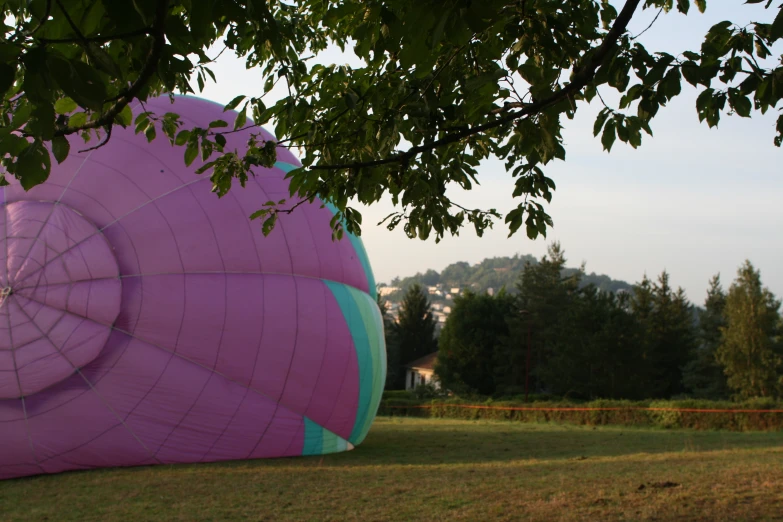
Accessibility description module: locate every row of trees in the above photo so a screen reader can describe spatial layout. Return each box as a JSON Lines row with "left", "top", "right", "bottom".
{"left": 383, "top": 243, "right": 783, "bottom": 400}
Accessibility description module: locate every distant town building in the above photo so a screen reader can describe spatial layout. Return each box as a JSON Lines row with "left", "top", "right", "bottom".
{"left": 379, "top": 286, "right": 400, "bottom": 297}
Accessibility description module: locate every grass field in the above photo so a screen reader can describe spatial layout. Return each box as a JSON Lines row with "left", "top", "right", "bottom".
{"left": 2, "top": 417, "right": 783, "bottom": 521}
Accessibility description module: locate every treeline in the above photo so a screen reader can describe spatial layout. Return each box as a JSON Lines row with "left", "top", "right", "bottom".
{"left": 386, "top": 254, "right": 633, "bottom": 296}
{"left": 383, "top": 243, "right": 783, "bottom": 401}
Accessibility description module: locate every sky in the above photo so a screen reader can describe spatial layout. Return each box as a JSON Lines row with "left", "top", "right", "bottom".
{"left": 196, "top": 2, "right": 782, "bottom": 304}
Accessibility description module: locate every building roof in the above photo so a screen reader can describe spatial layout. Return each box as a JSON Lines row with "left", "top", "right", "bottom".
{"left": 405, "top": 351, "right": 438, "bottom": 370}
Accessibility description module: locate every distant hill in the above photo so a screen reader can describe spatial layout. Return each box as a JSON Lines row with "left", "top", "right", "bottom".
{"left": 383, "top": 254, "right": 633, "bottom": 302}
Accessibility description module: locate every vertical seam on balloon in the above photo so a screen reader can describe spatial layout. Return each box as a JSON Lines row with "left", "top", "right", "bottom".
{"left": 279, "top": 412, "right": 306, "bottom": 457}
{"left": 3, "top": 203, "right": 46, "bottom": 475}
{"left": 7, "top": 149, "right": 94, "bottom": 285}
{"left": 126, "top": 203, "right": 188, "bottom": 460}
{"left": 154, "top": 183, "right": 231, "bottom": 455}
{"left": 280, "top": 185, "right": 331, "bottom": 444}
{"left": 318, "top": 283, "right": 358, "bottom": 441}
{"left": 10, "top": 296, "right": 163, "bottom": 467}
{"left": 297, "top": 281, "right": 335, "bottom": 443}
{"left": 195, "top": 179, "right": 269, "bottom": 462}
{"left": 241, "top": 274, "right": 279, "bottom": 460}
{"left": 196, "top": 276, "right": 265, "bottom": 462}
{"left": 196, "top": 184, "right": 268, "bottom": 461}
{"left": 249, "top": 273, "right": 300, "bottom": 456}
{"left": 243, "top": 178, "right": 301, "bottom": 459}
{"left": 11, "top": 177, "right": 210, "bottom": 289}
{"left": 274, "top": 161, "right": 349, "bottom": 290}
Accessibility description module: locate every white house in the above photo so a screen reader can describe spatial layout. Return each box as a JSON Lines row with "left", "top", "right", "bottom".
{"left": 405, "top": 352, "right": 440, "bottom": 391}
{"left": 379, "top": 286, "right": 400, "bottom": 297}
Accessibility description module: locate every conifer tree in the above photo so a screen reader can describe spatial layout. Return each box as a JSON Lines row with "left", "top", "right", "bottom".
{"left": 682, "top": 274, "right": 730, "bottom": 398}
{"left": 717, "top": 262, "right": 783, "bottom": 399}
{"left": 394, "top": 284, "right": 438, "bottom": 381}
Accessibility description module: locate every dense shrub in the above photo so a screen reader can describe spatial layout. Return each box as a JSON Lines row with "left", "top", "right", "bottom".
{"left": 376, "top": 397, "right": 783, "bottom": 431}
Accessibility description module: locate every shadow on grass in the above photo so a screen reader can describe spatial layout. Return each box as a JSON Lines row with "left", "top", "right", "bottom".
{"left": 316, "top": 417, "right": 783, "bottom": 467}
{"left": 2, "top": 418, "right": 782, "bottom": 485}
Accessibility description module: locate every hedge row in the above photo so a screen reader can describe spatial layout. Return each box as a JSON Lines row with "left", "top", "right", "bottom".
{"left": 377, "top": 397, "right": 783, "bottom": 431}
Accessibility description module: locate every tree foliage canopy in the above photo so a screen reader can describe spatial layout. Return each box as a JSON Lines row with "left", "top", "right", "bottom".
{"left": 2, "top": 0, "right": 782, "bottom": 239}
{"left": 717, "top": 261, "right": 783, "bottom": 399}
{"left": 393, "top": 283, "right": 438, "bottom": 370}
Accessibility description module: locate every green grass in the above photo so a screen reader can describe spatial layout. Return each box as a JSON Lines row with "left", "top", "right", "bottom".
{"left": 2, "top": 418, "right": 783, "bottom": 521}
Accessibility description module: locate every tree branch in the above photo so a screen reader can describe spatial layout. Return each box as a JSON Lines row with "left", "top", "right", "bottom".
{"left": 53, "top": 0, "right": 169, "bottom": 138}
{"left": 37, "top": 27, "right": 152, "bottom": 44}
{"left": 309, "top": 0, "right": 642, "bottom": 172}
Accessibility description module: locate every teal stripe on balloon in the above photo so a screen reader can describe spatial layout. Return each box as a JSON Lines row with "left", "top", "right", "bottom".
{"left": 302, "top": 418, "right": 351, "bottom": 455}
{"left": 324, "top": 281, "right": 385, "bottom": 445}
{"left": 274, "top": 161, "right": 376, "bottom": 300}
{"left": 302, "top": 418, "right": 324, "bottom": 456}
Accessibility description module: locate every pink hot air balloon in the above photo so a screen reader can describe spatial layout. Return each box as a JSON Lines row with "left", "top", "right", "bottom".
{"left": 0, "top": 96, "right": 386, "bottom": 480}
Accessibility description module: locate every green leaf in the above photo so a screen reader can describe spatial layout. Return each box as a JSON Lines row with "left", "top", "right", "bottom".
{"left": 68, "top": 112, "right": 87, "bottom": 128}
{"left": 184, "top": 140, "right": 199, "bottom": 166}
{"left": 54, "top": 97, "right": 78, "bottom": 115}
{"left": 175, "top": 130, "right": 191, "bottom": 146}
{"left": 115, "top": 105, "right": 133, "bottom": 127}
{"left": 224, "top": 95, "right": 246, "bottom": 112}
{"left": 29, "top": 102, "right": 56, "bottom": 140}
{"left": 770, "top": 6, "right": 783, "bottom": 41}
{"left": 0, "top": 43, "right": 22, "bottom": 62}
{"left": 144, "top": 124, "right": 156, "bottom": 142}
{"left": 601, "top": 119, "right": 617, "bottom": 152}
{"left": 593, "top": 109, "right": 610, "bottom": 137}
{"left": 17, "top": 142, "right": 51, "bottom": 190}
{"left": 694, "top": 0, "right": 706, "bottom": 13}
{"left": 51, "top": 136, "right": 70, "bottom": 164}
{"left": 729, "top": 90, "right": 752, "bottom": 117}
{"left": 0, "top": 63, "right": 16, "bottom": 96}
{"left": 261, "top": 214, "right": 278, "bottom": 236}
{"left": 234, "top": 104, "right": 248, "bottom": 130}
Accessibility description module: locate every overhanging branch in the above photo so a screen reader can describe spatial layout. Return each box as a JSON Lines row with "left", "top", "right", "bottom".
{"left": 53, "top": 0, "right": 169, "bottom": 138}
{"left": 309, "top": 0, "right": 642, "bottom": 172}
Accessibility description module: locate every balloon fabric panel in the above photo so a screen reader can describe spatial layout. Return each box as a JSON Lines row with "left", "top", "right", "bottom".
{"left": 0, "top": 95, "right": 385, "bottom": 480}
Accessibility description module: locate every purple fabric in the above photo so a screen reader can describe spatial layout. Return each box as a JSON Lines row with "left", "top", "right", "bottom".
{"left": 0, "top": 96, "right": 375, "bottom": 479}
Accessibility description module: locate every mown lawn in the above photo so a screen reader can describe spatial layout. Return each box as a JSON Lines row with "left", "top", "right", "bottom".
{"left": 1, "top": 417, "right": 782, "bottom": 521}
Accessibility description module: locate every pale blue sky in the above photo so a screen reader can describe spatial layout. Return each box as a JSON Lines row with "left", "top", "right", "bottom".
{"left": 197, "top": 3, "right": 782, "bottom": 304}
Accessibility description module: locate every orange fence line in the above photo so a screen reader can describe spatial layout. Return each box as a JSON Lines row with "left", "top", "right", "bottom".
{"left": 386, "top": 404, "right": 783, "bottom": 414}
